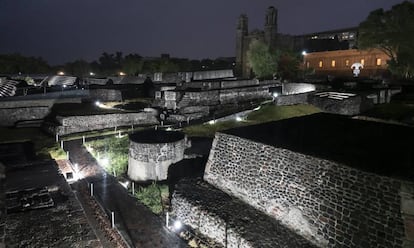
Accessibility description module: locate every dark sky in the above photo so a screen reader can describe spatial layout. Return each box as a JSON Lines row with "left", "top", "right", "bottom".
{"left": 0, "top": 0, "right": 407, "bottom": 65}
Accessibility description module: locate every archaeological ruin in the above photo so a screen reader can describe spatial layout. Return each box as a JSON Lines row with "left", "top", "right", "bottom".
{"left": 128, "top": 129, "right": 187, "bottom": 181}
{"left": 172, "top": 113, "right": 414, "bottom": 247}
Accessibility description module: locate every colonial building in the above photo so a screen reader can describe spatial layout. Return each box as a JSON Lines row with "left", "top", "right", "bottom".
{"left": 303, "top": 49, "right": 390, "bottom": 77}
{"left": 236, "top": 6, "right": 389, "bottom": 79}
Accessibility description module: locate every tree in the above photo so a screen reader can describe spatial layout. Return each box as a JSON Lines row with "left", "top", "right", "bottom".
{"left": 64, "top": 60, "right": 90, "bottom": 77}
{"left": 0, "top": 54, "right": 51, "bottom": 74}
{"left": 358, "top": 1, "right": 414, "bottom": 78}
{"left": 277, "top": 51, "right": 300, "bottom": 81}
{"left": 247, "top": 40, "right": 279, "bottom": 78}
{"left": 122, "top": 54, "right": 143, "bottom": 75}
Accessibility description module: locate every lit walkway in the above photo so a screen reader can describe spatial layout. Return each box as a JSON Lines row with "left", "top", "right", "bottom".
{"left": 64, "top": 139, "right": 186, "bottom": 248}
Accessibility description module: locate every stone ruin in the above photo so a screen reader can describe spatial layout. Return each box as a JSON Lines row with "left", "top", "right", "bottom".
{"left": 172, "top": 113, "right": 414, "bottom": 247}
{"left": 128, "top": 129, "right": 188, "bottom": 181}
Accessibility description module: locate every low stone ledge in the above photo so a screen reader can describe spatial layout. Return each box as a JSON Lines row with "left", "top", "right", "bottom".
{"left": 171, "top": 179, "right": 316, "bottom": 248}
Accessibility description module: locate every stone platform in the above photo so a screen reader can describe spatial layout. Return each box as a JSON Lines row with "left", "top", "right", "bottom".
{"left": 172, "top": 179, "right": 316, "bottom": 248}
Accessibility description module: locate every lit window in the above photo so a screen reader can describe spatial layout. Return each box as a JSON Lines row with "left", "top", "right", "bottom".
{"left": 306, "top": 62, "right": 310, "bottom": 69}
{"left": 319, "top": 61, "right": 323, "bottom": 68}
{"left": 361, "top": 59, "right": 365, "bottom": 65}
{"left": 345, "top": 60, "right": 350, "bottom": 66}
{"left": 376, "top": 58, "right": 382, "bottom": 66}
{"left": 331, "top": 60, "right": 336, "bottom": 67}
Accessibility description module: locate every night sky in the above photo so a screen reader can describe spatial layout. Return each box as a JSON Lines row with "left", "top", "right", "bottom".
{"left": 0, "top": 0, "right": 407, "bottom": 65}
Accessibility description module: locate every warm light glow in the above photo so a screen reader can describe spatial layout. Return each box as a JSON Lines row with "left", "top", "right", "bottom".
{"left": 119, "top": 72, "right": 126, "bottom": 76}
{"left": 360, "top": 59, "right": 365, "bottom": 66}
{"left": 57, "top": 71, "right": 65, "bottom": 76}
{"left": 302, "top": 51, "right": 307, "bottom": 56}
{"left": 319, "top": 61, "right": 323, "bottom": 68}
{"left": 376, "top": 58, "right": 382, "bottom": 66}
{"left": 331, "top": 60, "right": 336, "bottom": 67}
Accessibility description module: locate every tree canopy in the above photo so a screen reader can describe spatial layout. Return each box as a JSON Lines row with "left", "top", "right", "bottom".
{"left": 358, "top": 1, "right": 414, "bottom": 78}
{"left": 247, "top": 40, "right": 279, "bottom": 79}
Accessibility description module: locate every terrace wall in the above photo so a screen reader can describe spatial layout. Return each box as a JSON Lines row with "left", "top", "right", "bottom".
{"left": 51, "top": 112, "right": 158, "bottom": 135}
{"left": 203, "top": 132, "right": 414, "bottom": 247}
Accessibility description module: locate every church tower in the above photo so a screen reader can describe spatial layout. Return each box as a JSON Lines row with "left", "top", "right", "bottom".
{"left": 264, "top": 6, "right": 278, "bottom": 49}
{"left": 236, "top": 14, "right": 248, "bottom": 76}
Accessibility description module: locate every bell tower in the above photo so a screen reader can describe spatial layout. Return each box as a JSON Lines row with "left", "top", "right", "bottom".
{"left": 264, "top": 6, "right": 278, "bottom": 49}
{"left": 236, "top": 14, "right": 248, "bottom": 77}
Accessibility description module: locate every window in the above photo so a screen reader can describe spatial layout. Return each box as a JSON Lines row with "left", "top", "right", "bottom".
{"left": 361, "top": 59, "right": 365, "bottom": 66}
{"left": 345, "top": 60, "right": 350, "bottom": 66}
{"left": 376, "top": 58, "right": 382, "bottom": 66}
{"left": 331, "top": 60, "right": 336, "bottom": 67}
{"left": 319, "top": 61, "right": 323, "bottom": 68}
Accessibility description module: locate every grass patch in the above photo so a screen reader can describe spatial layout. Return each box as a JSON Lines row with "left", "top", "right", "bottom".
{"left": 85, "top": 136, "right": 129, "bottom": 176}
{"left": 183, "top": 104, "right": 320, "bottom": 137}
{"left": 134, "top": 182, "right": 168, "bottom": 215}
{"left": 0, "top": 127, "right": 65, "bottom": 160}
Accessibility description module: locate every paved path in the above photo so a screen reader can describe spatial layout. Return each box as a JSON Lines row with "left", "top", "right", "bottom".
{"left": 64, "top": 139, "right": 187, "bottom": 248}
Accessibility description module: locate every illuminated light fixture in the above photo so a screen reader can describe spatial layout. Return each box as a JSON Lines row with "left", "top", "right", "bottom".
{"left": 119, "top": 72, "right": 126, "bottom": 76}
{"left": 95, "top": 101, "right": 101, "bottom": 106}
{"left": 89, "top": 72, "right": 95, "bottom": 76}
{"left": 236, "top": 116, "right": 243, "bottom": 122}
{"left": 57, "top": 71, "right": 65, "bottom": 76}
{"left": 273, "top": 92, "right": 279, "bottom": 98}
{"left": 208, "top": 120, "right": 216, "bottom": 125}
{"left": 100, "top": 157, "right": 109, "bottom": 167}
{"left": 302, "top": 51, "right": 307, "bottom": 56}
{"left": 119, "top": 181, "right": 129, "bottom": 189}
{"left": 173, "top": 220, "right": 182, "bottom": 230}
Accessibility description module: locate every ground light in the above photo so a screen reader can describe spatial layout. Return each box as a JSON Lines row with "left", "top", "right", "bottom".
{"left": 173, "top": 220, "right": 182, "bottom": 231}
{"left": 100, "top": 157, "right": 109, "bottom": 167}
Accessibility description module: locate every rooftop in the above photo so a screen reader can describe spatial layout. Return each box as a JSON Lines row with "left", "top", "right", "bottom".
{"left": 224, "top": 113, "right": 414, "bottom": 181}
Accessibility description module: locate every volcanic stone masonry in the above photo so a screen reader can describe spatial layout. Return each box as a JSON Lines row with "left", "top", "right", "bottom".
{"left": 128, "top": 130, "right": 187, "bottom": 181}
{"left": 203, "top": 132, "right": 414, "bottom": 247}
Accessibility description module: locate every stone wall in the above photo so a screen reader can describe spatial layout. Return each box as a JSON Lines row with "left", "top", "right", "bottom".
{"left": 203, "top": 132, "right": 413, "bottom": 247}
{"left": 275, "top": 92, "right": 310, "bottom": 106}
{"left": 308, "top": 94, "right": 373, "bottom": 115}
{"left": 282, "top": 83, "right": 316, "bottom": 95}
{"left": 89, "top": 89, "right": 123, "bottom": 102}
{"left": 193, "top": 70, "right": 234, "bottom": 81}
{"left": 219, "top": 86, "right": 270, "bottom": 104}
{"left": 0, "top": 107, "right": 50, "bottom": 127}
{"left": 172, "top": 179, "right": 316, "bottom": 248}
{"left": 128, "top": 135, "right": 186, "bottom": 181}
{"left": 51, "top": 112, "right": 158, "bottom": 135}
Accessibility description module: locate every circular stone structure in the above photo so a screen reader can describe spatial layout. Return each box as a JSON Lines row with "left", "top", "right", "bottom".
{"left": 128, "top": 129, "right": 186, "bottom": 181}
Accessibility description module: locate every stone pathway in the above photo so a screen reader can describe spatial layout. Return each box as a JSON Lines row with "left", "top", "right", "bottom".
{"left": 64, "top": 139, "right": 186, "bottom": 248}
